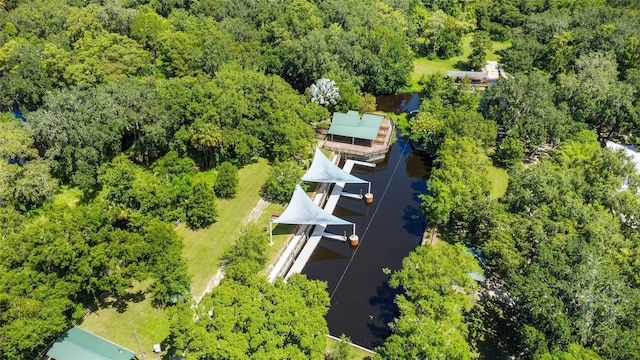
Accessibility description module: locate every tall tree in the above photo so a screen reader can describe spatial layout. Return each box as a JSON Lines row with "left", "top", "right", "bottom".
{"left": 421, "top": 137, "right": 492, "bottom": 243}
{"left": 481, "top": 72, "right": 572, "bottom": 157}
{"left": 186, "top": 181, "right": 217, "bottom": 229}
{"left": 214, "top": 161, "right": 239, "bottom": 199}
{"left": 557, "top": 52, "right": 639, "bottom": 143}
{"left": 468, "top": 30, "right": 491, "bottom": 70}
{"left": 261, "top": 160, "right": 303, "bottom": 204}
{"left": 0, "top": 121, "right": 57, "bottom": 211}
{"left": 376, "top": 243, "right": 481, "bottom": 360}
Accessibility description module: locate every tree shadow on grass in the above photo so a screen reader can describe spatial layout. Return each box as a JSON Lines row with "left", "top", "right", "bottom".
{"left": 103, "top": 289, "right": 147, "bottom": 313}
{"left": 454, "top": 60, "right": 472, "bottom": 71}
{"left": 270, "top": 223, "right": 296, "bottom": 236}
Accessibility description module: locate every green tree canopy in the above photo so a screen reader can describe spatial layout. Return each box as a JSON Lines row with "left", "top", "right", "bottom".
{"left": 376, "top": 243, "right": 482, "bottom": 360}
{"left": 261, "top": 160, "right": 303, "bottom": 204}
{"left": 187, "top": 181, "right": 217, "bottom": 229}
{"left": 214, "top": 161, "right": 239, "bottom": 199}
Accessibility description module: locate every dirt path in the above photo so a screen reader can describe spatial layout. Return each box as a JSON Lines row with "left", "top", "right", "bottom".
{"left": 246, "top": 198, "right": 270, "bottom": 223}
{"left": 193, "top": 198, "right": 270, "bottom": 303}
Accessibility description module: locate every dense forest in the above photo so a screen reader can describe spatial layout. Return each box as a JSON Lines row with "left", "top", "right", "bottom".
{"left": 0, "top": 0, "right": 639, "bottom": 359}
{"left": 403, "top": 1, "right": 640, "bottom": 359}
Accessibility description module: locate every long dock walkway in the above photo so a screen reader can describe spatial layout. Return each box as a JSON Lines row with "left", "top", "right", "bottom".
{"left": 267, "top": 159, "right": 374, "bottom": 283}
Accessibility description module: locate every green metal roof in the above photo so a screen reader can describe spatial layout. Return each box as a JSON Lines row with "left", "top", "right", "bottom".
{"left": 328, "top": 112, "right": 384, "bottom": 141}
{"left": 46, "top": 327, "right": 136, "bottom": 360}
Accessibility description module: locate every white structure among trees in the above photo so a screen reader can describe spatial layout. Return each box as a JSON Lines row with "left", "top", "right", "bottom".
{"left": 309, "top": 78, "right": 340, "bottom": 106}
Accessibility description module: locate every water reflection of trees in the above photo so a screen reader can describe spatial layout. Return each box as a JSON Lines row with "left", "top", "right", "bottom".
{"left": 367, "top": 281, "right": 402, "bottom": 349}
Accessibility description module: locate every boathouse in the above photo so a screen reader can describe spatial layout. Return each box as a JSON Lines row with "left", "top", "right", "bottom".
{"left": 323, "top": 111, "right": 393, "bottom": 161}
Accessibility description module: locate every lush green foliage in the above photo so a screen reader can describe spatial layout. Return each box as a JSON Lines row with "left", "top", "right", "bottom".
{"left": 186, "top": 181, "right": 217, "bottom": 229}
{"left": 409, "top": 3, "right": 640, "bottom": 357}
{"left": 261, "top": 160, "right": 304, "bottom": 204}
{"left": 409, "top": 74, "right": 495, "bottom": 157}
{"left": 375, "top": 243, "right": 482, "bottom": 359}
{"left": 494, "top": 3, "right": 640, "bottom": 144}
{"left": 222, "top": 225, "right": 269, "bottom": 283}
{"left": 214, "top": 161, "right": 239, "bottom": 198}
{"left": 468, "top": 30, "right": 491, "bottom": 70}
{"left": 167, "top": 224, "right": 329, "bottom": 359}
{"left": 485, "top": 135, "right": 640, "bottom": 358}
{"left": 480, "top": 72, "right": 573, "bottom": 158}
{"left": 0, "top": 120, "right": 58, "bottom": 211}
{"left": 2, "top": 0, "right": 640, "bottom": 358}
{"left": 0, "top": 203, "right": 189, "bottom": 359}
{"left": 421, "top": 137, "right": 493, "bottom": 245}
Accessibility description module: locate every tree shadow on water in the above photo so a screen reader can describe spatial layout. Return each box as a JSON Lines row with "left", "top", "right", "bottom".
{"left": 402, "top": 204, "right": 425, "bottom": 239}
{"left": 367, "top": 281, "right": 401, "bottom": 349}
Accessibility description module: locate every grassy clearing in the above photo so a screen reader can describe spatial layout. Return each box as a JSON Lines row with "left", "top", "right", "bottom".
{"left": 487, "top": 165, "right": 509, "bottom": 199}
{"left": 177, "top": 158, "right": 272, "bottom": 297}
{"left": 487, "top": 39, "right": 511, "bottom": 61}
{"left": 52, "top": 185, "right": 83, "bottom": 208}
{"left": 409, "top": 35, "right": 511, "bottom": 91}
{"left": 81, "top": 281, "right": 169, "bottom": 356}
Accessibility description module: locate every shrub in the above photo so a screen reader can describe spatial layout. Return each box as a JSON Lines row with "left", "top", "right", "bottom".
{"left": 214, "top": 162, "right": 239, "bottom": 198}
{"left": 186, "top": 181, "right": 217, "bottom": 229}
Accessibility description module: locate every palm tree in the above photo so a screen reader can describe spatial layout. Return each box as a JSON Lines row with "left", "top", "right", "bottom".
{"left": 190, "top": 122, "right": 223, "bottom": 168}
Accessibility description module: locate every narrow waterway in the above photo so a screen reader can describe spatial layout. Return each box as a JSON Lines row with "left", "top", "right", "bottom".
{"left": 375, "top": 92, "right": 420, "bottom": 113}
{"left": 301, "top": 131, "right": 430, "bottom": 349}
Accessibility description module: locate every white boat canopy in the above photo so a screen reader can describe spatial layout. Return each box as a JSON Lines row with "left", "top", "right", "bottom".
{"left": 272, "top": 184, "right": 351, "bottom": 225}
{"left": 302, "top": 147, "right": 368, "bottom": 184}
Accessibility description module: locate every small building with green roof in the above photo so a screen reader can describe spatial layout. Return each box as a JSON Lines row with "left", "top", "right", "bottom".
{"left": 327, "top": 111, "right": 385, "bottom": 146}
{"left": 46, "top": 327, "right": 136, "bottom": 360}
{"left": 323, "top": 110, "right": 393, "bottom": 161}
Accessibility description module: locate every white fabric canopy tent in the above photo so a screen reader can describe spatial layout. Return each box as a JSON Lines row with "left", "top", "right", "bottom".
{"left": 302, "top": 147, "right": 368, "bottom": 184}
{"left": 273, "top": 184, "right": 351, "bottom": 225}
{"left": 302, "top": 147, "right": 371, "bottom": 198}
{"left": 270, "top": 184, "right": 354, "bottom": 243}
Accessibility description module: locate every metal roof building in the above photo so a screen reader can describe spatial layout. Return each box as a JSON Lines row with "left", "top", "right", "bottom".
{"left": 446, "top": 70, "right": 488, "bottom": 80}
{"left": 46, "top": 327, "right": 136, "bottom": 360}
{"left": 327, "top": 111, "right": 385, "bottom": 143}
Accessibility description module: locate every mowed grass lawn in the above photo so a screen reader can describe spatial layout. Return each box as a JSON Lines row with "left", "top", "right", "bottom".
{"left": 410, "top": 34, "right": 511, "bottom": 91}
{"left": 177, "top": 158, "right": 271, "bottom": 297}
{"left": 79, "top": 281, "right": 169, "bottom": 356}
{"left": 82, "top": 158, "right": 272, "bottom": 355}
{"left": 487, "top": 165, "right": 509, "bottom": 199}
{"left": 260, "top": 202, "right": 293, "bottom": 275}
